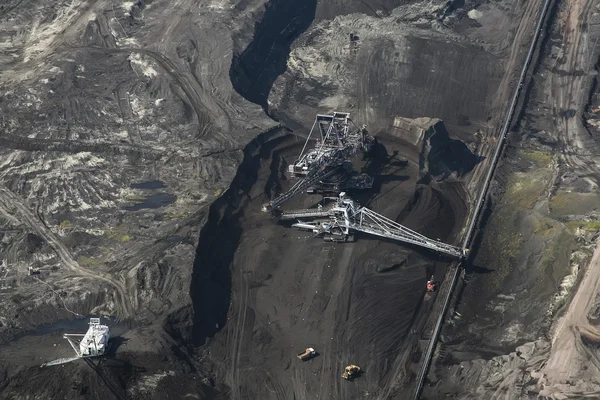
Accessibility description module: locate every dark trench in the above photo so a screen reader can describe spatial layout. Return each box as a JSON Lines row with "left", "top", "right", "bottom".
{"left": 229, "top": 0, "right": 318, "bottom": 108}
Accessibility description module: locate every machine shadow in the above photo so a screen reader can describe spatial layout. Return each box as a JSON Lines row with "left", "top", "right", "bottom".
{"left": 354, "top": 232, "right": 461, "bottom": 263}
{"left": 106, "top": 336, "right": 129, "bottom": 356}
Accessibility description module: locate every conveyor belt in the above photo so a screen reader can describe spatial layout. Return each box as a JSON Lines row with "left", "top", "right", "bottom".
{"left": 352, "top": 208, "right": 464, "bottom": 259}
{"left": 280, "top": 208, "right": 333, "bottom": 220}
{"left": 262, "top": 167, "right": 337, "bottom": 212}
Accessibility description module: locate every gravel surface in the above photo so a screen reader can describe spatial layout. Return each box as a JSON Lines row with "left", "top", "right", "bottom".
{"left": 0, "top": 0, "right": 559, "bottom": 399}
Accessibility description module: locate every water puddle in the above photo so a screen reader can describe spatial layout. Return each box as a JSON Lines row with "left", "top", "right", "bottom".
{"left": 123, "top": 193, "right": 176, "bottom": 211}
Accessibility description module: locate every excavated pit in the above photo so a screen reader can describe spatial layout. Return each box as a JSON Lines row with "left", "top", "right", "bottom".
{"left": 185, "top": 118, "right": 472, "bottom": 398}
{"left": 0, "top": 0, "right": 535, "bottom": 397}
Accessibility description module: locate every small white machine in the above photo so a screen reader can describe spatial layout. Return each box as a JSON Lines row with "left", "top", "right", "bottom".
{"left": 41, "top": 317, "right": 110, "bottom": 367}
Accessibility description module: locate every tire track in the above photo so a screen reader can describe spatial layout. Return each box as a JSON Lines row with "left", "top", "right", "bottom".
{"left": 536, "top": 0, "right": 600, "bottom": 394}
{"left": 0, "top": 135, "right": 171, "bottom": 159}
{"left": 0, "top": 187, "right": 133, "bottom": 318}
{"left": 320, "top": 244, "right": 352, "bottom": 400}
{"left": 1, "top": 0, "right": 108, "bottom": 85}
{"left": 265, "top": 370, "right": 288, "bottom": 400}
{"left": 227, "top": 241, "right": 254, "bottom": 400}
{"left": 68, "top": 45, "right": 234, "bottom": 144}
{"left": 550, "top": 0, "right": 599, "bottom": 180}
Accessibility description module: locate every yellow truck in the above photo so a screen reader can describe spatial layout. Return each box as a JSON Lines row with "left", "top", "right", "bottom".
{"left": 342, "top": 365, "right": 361, "bottom": 380}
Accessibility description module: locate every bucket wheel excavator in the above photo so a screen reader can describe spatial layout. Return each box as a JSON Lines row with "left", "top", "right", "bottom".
{"left": 280, "top": 192, "right": 468, "bottom": 259}
{"left": 40, "top": 318, "right": 110, "bottom": 368}
{"left": 264, "top": 111, "right": 468, "bottom": 259}
{"left": 262, "top": 112, "right": 373, "bottom": 213}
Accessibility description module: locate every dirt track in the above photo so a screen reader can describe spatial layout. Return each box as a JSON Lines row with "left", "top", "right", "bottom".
{"left": 0, "top": 188, "right": 132, "bottom": 318}
{"left": 0, "top": 0, "right": 561, "bottom": 399}
{"left": 540, "top": 238, "right": 600, "bottom": 396}
{"left": 424, "top": 0, "right": 600, "bottom": 397}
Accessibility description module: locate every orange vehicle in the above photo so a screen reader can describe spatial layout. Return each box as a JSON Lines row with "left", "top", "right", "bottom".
{"left": 426, "top": 275, "right": 436, "bottom": 292}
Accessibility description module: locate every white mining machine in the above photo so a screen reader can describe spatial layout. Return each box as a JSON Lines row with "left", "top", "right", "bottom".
{"left": 280, "top": 192, "right": 468, "bottom": 259}
{"left": 263, "top": 111, "right": 466, "bottom": 259}
{"left": 262, "top": 112, "right": 374, "bottom": 212}
{"left": 40, "top": 318, "right": 110, "bottom": 367}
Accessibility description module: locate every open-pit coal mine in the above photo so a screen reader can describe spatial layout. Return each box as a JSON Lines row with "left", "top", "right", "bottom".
{"left": 1, "top": 0, "right": 599, "bottom": 399}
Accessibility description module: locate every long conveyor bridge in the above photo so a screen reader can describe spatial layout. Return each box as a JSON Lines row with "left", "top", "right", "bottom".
{"left": 283, "top": 193, "right": 467, "bottom": 259}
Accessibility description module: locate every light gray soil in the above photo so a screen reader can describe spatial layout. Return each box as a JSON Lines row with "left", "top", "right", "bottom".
{"left": 0, "top": 0, "right": 554, "bottom": 399}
